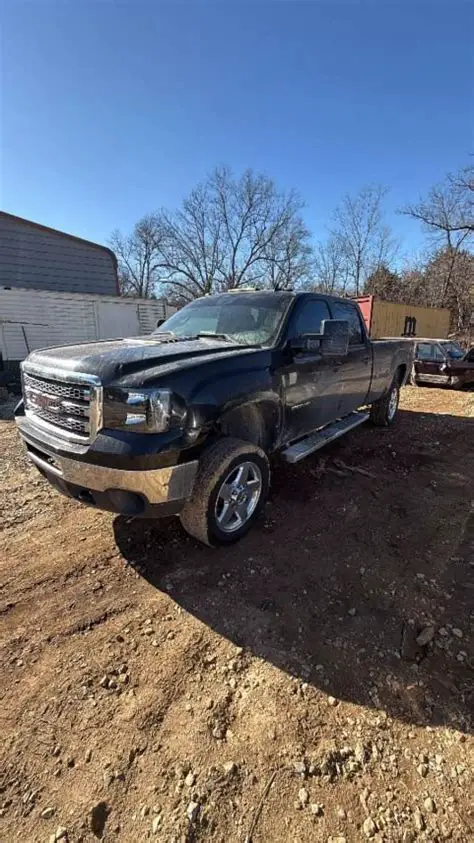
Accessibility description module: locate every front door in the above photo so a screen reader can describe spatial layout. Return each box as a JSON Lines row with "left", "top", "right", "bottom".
{"left": 328, "top": 300, "right": 372, "bottom": 416}
{"left": 278, "top": 297, "right": 341, "bottom": 443}
{"left": 414, "top": 342, "right": 448, "bottom": 383}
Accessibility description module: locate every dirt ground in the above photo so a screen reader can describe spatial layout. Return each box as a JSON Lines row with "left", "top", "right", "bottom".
{"left": 1, "top": 387, "right": 473, "bottom": 843}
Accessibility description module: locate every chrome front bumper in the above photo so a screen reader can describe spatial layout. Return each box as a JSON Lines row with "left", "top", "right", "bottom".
{"left": 27, "top": 448, "right": 198, "bottom": 507}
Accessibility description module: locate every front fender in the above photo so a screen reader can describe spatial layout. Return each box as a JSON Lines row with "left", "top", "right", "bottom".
{"left": 187, "top": 366, "right": 282, "bottom": 450}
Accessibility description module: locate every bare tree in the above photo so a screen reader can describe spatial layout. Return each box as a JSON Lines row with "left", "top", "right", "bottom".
{"left": 264, "top": 216, "right": 312, "bottom": 290}
{"left": 403, "top": 164, "right": 474, "bottom": 246}
{"left": 312, "top": 235, "right": 350, "bottom": 294}
{"left": 423, "top": 249, "right": 474, "bottom": 330}
{"left": 402, "top": 177, "right": 474, "bottom": 250}
{"left": 158, "top": 167, "right": 311, "bottom": 299}
{"left": 331, "top": 185, "right": 397, "bottom": 295}
{"left": 450, "top": 164, "right": 474, "bottom": 241}
{"left": 402, "top": 163, "right": 474, "bottom": 323}
{"left": 109, "top": 214, "right": 165, "bottom": 297}
{"left": 157, "top": 180, "right": 225, "bottom": 301}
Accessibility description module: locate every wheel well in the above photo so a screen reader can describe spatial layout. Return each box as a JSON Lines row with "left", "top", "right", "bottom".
{"left": 218, "top": 401, "right": 278, "bottom": 451}
{"left": 395, "top": 364, "right": 407, "bottom": 385}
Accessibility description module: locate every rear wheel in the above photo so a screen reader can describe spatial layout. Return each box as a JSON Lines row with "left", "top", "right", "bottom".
{"left": 370, "top": 380, "right": 400, "bottom": 427}
{"left": 180, "top": 437, "right": 270, "bottom": 546}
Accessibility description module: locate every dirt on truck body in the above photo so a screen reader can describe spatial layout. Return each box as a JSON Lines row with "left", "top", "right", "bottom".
{"left": 1, "top": 387, "right": 473, "bottom": 842}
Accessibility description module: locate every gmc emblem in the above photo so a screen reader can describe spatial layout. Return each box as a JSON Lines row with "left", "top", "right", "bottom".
{"left": 27, "top": 391, "right": 62, "bottom": 414}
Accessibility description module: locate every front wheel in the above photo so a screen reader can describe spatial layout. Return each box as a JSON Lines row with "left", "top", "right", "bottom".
{"left": 180, "top": 437, "right": 270, "bottom": 546}
{"left": 369, "top": 380, "right": 400, "bottom": 427}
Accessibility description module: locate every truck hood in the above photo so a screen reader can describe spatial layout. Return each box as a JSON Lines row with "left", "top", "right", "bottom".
{"left": 23, "top": 336, "right": 262, "bottom": 385}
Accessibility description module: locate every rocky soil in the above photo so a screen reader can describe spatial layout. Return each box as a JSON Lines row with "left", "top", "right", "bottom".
{"left": 0, "top": 386, "right": 473, "bottom": 842}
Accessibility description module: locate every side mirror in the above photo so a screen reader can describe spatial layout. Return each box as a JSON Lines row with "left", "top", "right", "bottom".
{"left": 320, "top": 319, "right": 349, "bottom": 357}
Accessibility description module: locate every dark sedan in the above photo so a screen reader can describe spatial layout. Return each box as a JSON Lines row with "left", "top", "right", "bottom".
{"left": 412, "top": 339, "right": 474, "bottom": 388}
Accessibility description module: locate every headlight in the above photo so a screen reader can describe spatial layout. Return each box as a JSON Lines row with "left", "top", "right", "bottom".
{"left": 126, "top": 389, "right": 171, "bottom": 432}
{"left": 104, "top": 388, "right": 186, "bottom": 433}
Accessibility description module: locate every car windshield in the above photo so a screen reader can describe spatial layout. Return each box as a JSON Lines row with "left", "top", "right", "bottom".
{"left": 153, "top": 292, "right": 293, "bottom": 346}
{"left": 440, "top": 341, "right": 465, "bottom": 359}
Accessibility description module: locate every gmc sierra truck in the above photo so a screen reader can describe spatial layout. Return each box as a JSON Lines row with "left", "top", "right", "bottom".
{"left": 15, "top": 291, "right": 413, "bottom": 546}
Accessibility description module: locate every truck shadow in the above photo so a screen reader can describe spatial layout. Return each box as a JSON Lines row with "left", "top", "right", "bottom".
{"left": 113, "top": 408, "right": 474, "bottom": 734}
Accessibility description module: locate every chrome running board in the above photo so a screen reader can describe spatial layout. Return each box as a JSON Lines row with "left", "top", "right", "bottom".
{"left": 282, "top": 412, "right": 370, "bottom": 464}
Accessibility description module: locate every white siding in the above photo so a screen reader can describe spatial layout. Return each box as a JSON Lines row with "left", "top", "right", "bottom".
{"left": 138, "top": 300, "right": 175, "bottom": 334}
{"left": 0, "top": 288, "right": 176, "bottom": 362}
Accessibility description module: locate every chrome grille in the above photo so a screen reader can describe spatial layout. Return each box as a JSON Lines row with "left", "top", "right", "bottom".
{"left": 23, "top": 373, "right": 91, "bottom": 402}
{"left": 22, "top": 369, "right": 102, "bottom": 443}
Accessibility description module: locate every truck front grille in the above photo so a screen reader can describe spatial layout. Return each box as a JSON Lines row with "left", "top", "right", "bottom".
{"left": 22, "top": 370, "right": 102, "bottom": 443}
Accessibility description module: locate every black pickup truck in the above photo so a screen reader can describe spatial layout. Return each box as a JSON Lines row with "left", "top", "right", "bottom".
{"left": 15, "top": 291, "right": 413, "bottom": 545}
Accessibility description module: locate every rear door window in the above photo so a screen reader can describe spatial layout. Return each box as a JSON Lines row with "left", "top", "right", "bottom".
{"left": 330, "top": 301, "right": 365, "bottom": 345}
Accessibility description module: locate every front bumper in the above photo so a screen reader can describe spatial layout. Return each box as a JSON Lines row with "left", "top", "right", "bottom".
{"left": 23, "top": 438, "right": 198, "bottom": 518}
{"left": 450, "top": 370, "right": 474, "bottom": 387}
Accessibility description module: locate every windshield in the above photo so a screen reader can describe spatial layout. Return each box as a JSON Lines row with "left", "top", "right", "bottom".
{"left": 153, "top": 293, "right": 293, "bottom": 346}
{"left": 440, "top": 341, "right": 465, "bottom": 359}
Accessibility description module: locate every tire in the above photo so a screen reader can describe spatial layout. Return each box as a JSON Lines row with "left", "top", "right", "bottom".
{"left": 179, "top": 437, "right": 270, "bottom": 547}
{"left": 369, "top": 379, "right": 400, "bottom": 427}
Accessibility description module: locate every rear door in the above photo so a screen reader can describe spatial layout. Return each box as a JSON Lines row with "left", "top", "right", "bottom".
{"left": 328, "top": 300, "right": 372, "bottom": 416}
{"left": 279, "top": 297, "right": 341, "bottom": 442}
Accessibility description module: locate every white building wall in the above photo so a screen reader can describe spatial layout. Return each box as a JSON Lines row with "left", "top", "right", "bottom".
{"left": 0, "top": 288, "right": 175, "bottom": 362}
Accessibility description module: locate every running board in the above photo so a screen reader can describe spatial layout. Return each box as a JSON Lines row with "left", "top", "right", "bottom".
{"left": 282, "top": 412, "right": 370, "bottom": 464}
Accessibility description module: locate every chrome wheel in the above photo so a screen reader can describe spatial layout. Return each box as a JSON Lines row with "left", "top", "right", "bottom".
{"left": 387, "top": 386, "right": 399, "bottom": 421}
{"left": 214, "top": 461, "right": 263, "bottom": 533}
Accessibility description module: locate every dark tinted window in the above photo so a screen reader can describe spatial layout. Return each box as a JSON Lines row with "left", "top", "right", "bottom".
{"left": 330, "top": 301, "right": 365, "bottom": 345}
{"left": 291, "top": 299, "right": 331, "bottom": 336}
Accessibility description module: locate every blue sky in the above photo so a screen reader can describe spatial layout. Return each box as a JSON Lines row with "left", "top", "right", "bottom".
{"left": 1, "top": 1, "right": 473, "bottom": 259}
